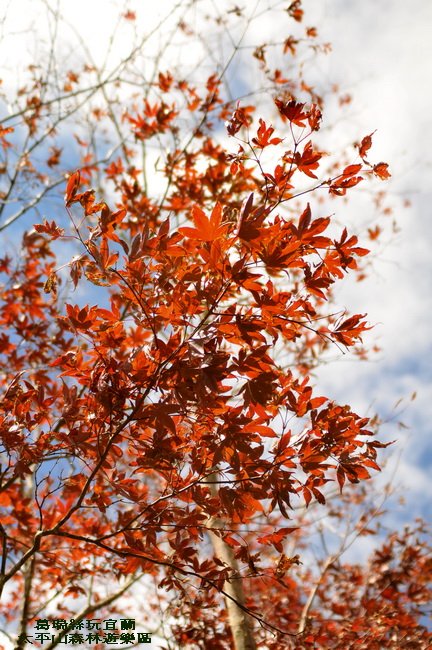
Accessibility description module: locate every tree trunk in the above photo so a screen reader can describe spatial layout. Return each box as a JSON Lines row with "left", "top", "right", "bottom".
{"left": 206, "top": 479, "right": 257, "bottom": 650}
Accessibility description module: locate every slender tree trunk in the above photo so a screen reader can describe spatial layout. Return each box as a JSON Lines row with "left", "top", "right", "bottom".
{"left": 207, "top": 480, "right": 257, "bottom": 650}
{"left": 14, "top": 475, "right": 36, "bottom": 650}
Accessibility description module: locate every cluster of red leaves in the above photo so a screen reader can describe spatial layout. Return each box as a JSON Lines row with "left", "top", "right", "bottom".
{"left": 1, "top": 5, "right": 427, "bottom": 646}
{"left": 249, "top": 518, "right": 431, "bottom": 649}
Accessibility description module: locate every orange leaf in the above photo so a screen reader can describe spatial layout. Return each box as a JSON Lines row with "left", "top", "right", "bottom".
{"left": 358, "top": 131, "right": 375, "bottom": 159}
{"left": 373, "top": 162, "right": 391, "bottom": 180}
{"left": 65, "top": 170, "right": 81, "bottom": 206}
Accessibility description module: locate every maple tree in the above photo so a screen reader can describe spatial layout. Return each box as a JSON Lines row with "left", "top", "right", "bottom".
{"left": 0, "top": 1, "right": 430, "bottom": 649}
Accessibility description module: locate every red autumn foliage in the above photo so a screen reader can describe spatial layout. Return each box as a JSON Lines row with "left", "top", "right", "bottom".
{"left": 0, "top": 2, "right": 428, "bottom": 649}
